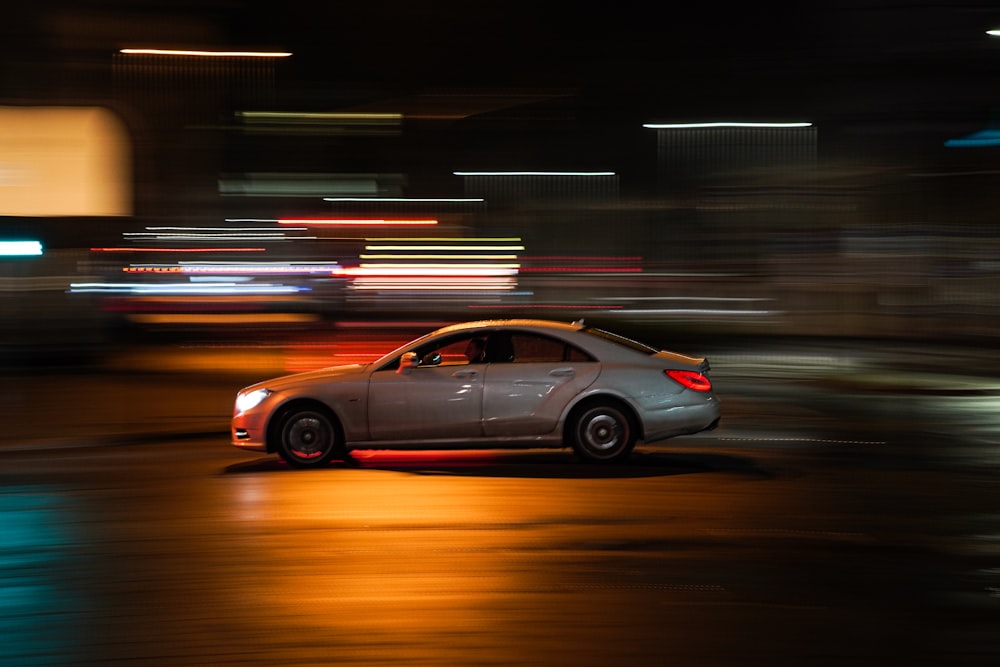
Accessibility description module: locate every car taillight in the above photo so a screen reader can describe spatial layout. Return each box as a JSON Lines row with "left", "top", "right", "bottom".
{"left": 665, "top": 369, "right": 712, "bottom": 392}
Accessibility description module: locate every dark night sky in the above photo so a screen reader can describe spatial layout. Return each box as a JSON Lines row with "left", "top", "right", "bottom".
{"left": 224, "top": 1, "right": 1000, "bottom": 123}
{"left": 7, "top": 1, "right": 1000, "bottom": 138}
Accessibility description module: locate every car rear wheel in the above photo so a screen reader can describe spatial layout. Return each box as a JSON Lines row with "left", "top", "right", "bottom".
{"left": 569, "top": 402, "right": 636, "bottom": 463}
{"left": 277, "top": 408, "right": 341, "bottom": 468}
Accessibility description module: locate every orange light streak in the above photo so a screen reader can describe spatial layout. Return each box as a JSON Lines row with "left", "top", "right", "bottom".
{"left": 120, "top": 48, "right": 292, "bottom": 58}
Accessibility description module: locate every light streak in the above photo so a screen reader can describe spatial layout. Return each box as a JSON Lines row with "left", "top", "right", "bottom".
{"left": 91, "top": 247, "right": 266, "bottom": 253}
{"left": 350, "top": 281, "right": 517, "bottom": 291}
{"left": 360, "top": 254, "right": 520, "bottom": 260}
{"left": 124, "top": 232, "right": 311, "bottom": 241}
{"left": 323, "top": 197, "right": 484, "bottom": 202}
{"left": 120, "top": 48, "right": 292, "bottom": 58}
{"left": 69, "top": 282, "right": 306, "bottom": 295}
{"left": 643, "top": 122, "right": 813, "bottom": 129}
{"left": 129, "top": 313, "right": 320, "bottom": 325}
{"left": 336, "top": 264, "right": 519, "bottom": 277}
{"left": 0, "top": 240, "right": 43, "bottom": 256}
{"left": 526, "top": 255, "right": 641, "bottom": 261}
{"left": 124, "top": 263, "right": 341, "bottom": 275}
{"left": 364, "top": 245, "right": 524, "bottom": 251}
{"left": 468, "top": 304, "right": 621, "bottom": 310}
{"left": 365, "top": 237, "right": 521, "bottom": 242}
{"left": 146, "top": 226, "right": 305, "bottom": 231}
{"left": 453, "top": 171, "right": 615, "bottom": 176}
{"left": 278, "top": 219, "right": 438, "bottom": 227}
{"left": 944, "top": 129, "right": 1000, "bottom": 148}
{"left": 239, "top": 111, "right": 399, "bottom": 122}
{"left": 519, "top": 266, "right": 642, "bottom": 273}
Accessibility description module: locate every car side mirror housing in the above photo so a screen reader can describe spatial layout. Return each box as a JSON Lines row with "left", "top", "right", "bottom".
{"left": 397, "top": 351, "right": 419, "bottom": 375}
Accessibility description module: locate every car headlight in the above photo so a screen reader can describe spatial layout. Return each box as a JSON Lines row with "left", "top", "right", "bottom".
{"left": 235, "top": 388, "right": 272, "bottom": 414}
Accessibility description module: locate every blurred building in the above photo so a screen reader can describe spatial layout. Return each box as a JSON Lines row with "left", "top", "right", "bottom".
{"left": 1, "top": 2, "right": 999, "bottom": 350}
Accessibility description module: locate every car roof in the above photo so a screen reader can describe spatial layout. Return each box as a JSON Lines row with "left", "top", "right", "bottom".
{"left": 431, "top": 319, "right": 585, "bottom": 336}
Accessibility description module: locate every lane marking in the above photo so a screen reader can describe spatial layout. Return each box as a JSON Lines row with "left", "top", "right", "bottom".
{"left": 720, "top": 437, "right": 887, "bottom": 445}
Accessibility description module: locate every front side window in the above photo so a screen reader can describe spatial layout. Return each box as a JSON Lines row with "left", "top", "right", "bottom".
{"left": 419, "top": 333, "right": 487, "bottom": 366}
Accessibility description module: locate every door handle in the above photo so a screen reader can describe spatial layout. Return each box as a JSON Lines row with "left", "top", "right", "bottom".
{"left": 452, "top": 370, "right": 479, "bottom": 378}
{"left": 549, "top": 368, "right": 576, "bottom": 377}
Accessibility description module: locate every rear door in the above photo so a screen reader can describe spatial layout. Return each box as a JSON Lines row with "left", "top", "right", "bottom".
{"left": 482, "top": 332, "right": 599, "bottom": 437}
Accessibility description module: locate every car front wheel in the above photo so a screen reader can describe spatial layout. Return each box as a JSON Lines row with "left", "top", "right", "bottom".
{"left": 277, "top": 408, "right": 340, "bottom": 467}
{"left": 569, "top": 402, "right": 636, "bottom": 463}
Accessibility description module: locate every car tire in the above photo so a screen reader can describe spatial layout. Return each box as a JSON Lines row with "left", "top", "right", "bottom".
{"left": 569, "top": 401, "right": 636, "bottom": 463}
{"left": 276, "top": 407, "right": 341, "bottom": 468}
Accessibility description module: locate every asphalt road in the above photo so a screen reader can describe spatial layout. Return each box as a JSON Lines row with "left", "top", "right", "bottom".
{"left": 1, "top": 338, "right": 999, "bottom": 665}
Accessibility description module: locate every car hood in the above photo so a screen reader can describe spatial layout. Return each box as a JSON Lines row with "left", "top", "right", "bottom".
{"left": 654, "top": 350, "right": 710, "bottom": 372}
{"left": 245, "top": 364, "right": 368, "bottom": 392}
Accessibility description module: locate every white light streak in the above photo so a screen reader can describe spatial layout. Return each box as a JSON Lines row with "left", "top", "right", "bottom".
{"left": 146, "top": 226, "right": 307, "bottom": 231}
{"left": 453, "top": 171, "right": 615, "bottom": 176}
{"left": 360, "top": 254, "right": 519, "bottom": 260}
{"left": 124, "top": 232, "right": 309, "bottom": 241}
{"left": 239, "top": 111, "right": 400, "bottom": 121}
{"left": 0, "top": 240, "right": 43, "bottom": 256}
{"left": 120, "top": 48, "right": 292, "bottom": 58}
{"left": 365, "top": 237, "right": 522, "bottom": 243}
{"left": 68, "top": 282, "right": 305, "bottom": 295}
{"left": 364, "top": 245, "right": 524, "bottom": 251}
{"left": 323, "top": 197, "right": 485, "bottom": 202}
{"left": 643, "top": 122, "right": 813, "bottom": 129}
{"left": 346, "top": 264, "right": 519, "bottom": 277}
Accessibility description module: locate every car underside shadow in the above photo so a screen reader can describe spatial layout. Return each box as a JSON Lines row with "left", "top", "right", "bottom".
{"left": 221, "top": 448, "right": 774, "bottom": 480}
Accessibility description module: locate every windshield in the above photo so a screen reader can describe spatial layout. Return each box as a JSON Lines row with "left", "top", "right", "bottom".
{"left": 581, "top": 327, "right": 658, "bottom": 355}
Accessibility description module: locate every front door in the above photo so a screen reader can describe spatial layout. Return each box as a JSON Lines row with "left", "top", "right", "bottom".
{"left": 367, "top": 336, "right": 486, "bottom": 441}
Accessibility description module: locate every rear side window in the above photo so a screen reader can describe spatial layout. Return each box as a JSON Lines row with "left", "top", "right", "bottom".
{"left": 510, "top": 333, "right": 594, "bottom": 363}
{"left": 581, "top": 327, "right": 658, "bottom": 355}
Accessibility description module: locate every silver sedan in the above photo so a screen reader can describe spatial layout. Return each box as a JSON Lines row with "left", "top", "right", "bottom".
{"left": 231, "top": 319, "right": 720, "bottom": 466}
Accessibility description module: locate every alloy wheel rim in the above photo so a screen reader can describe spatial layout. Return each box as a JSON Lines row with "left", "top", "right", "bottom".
{"left": 288, "top": 416, "right": 328, "bottom": 458}
{"left": 584, "top": 413, "right": 622, "bottom": 452}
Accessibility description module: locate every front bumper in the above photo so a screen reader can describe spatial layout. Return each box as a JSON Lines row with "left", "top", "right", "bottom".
{"left": 231, "top": 412, "right": 268, "bottom": 452}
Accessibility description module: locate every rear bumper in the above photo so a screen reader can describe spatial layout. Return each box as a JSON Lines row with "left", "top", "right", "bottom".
{"left": 642, "top": 400, "right": 721, "bottom": 443}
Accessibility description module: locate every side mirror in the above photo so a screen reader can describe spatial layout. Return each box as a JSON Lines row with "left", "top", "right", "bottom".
{"left": 396, "top": 351, "right": 419, "bottom": 375}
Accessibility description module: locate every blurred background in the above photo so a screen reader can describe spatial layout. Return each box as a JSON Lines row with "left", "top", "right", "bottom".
{"left": 2, "top": 0, "right": 999, "bottom": 367}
